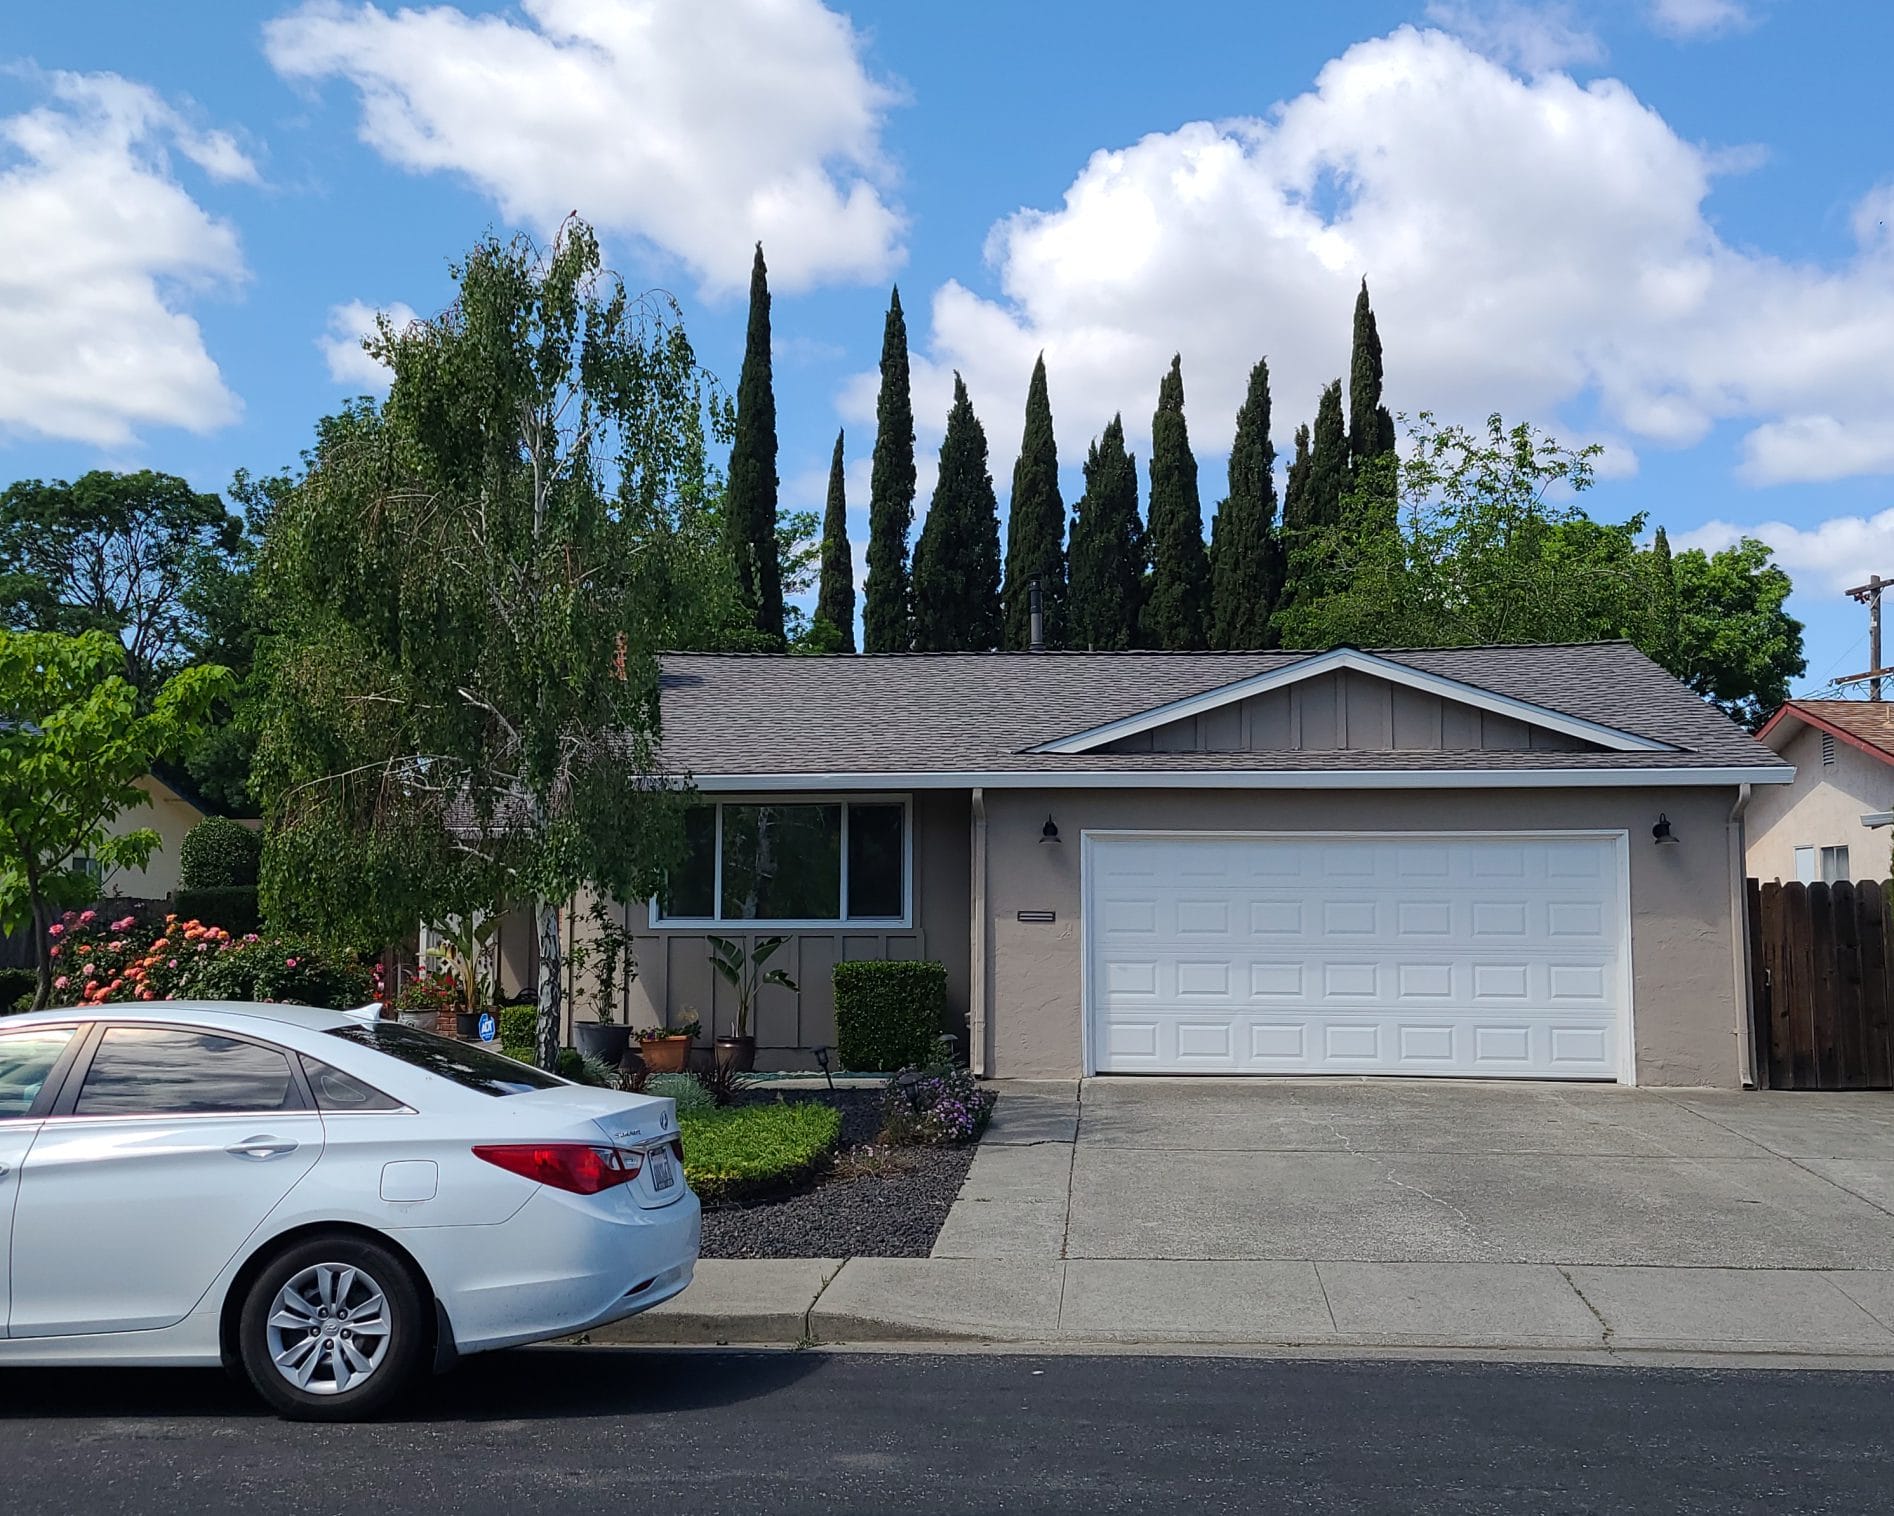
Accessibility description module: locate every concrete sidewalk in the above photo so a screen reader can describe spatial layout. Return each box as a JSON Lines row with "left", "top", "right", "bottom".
{"left": 593, "top": 1078, "right": 1894, "bottom": 1362}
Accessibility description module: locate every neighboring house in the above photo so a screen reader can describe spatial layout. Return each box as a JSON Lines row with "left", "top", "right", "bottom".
{"left": 98, "top": 769, "right": 215, "bottom": 898}
{"left": 602, "top": 641, "right": 1789, "bottom": 1087}
{"left": 1747, "top": 701, "right": 1894, "bottom": 884}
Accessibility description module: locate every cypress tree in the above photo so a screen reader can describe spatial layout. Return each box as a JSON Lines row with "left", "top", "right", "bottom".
{"left": 1648, "top": 525, "right": 1678, "bottom": 666}
{"left": 1274, "top": 383, "right": 1349, "bottom": 642}
{"left": 863, "top": 287, "right": 916, "bottom": 652}
{"left": 1347, "top": 278, "right": 1397, "bottom": 468}
{"left": 1269, "top": 420, "right": 1315, "bottom": 642}
{"left": 1208, "top": 358, "right": 1280, "bottom": 649}
{"left": 724, "top": 243, "right": 784, "bottom": 646}
{"left": 814, "top": 428, "right": 855, "bottom": 651}
{"left": 1067, "top": 415, "right": 1144, "bottom": 650}
{"left": 1000, "top": 353, "right": 1066, "bottom": 649}
{"left": 910, "top": 374, "right": 1002, "bottom": 652}
{"left": 1140, "top": 355, "right": 1211, "bottom": 650}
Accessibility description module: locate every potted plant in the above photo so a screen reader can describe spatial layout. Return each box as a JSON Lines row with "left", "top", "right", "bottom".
{"left": 706, "top": 935, "right": 797, "bottom": 1072}
{"left": 637, "top": 1007, "right": 698, "bottom": 1073}
{"left": 393, "top": 969, "right": 457, "bottom": 1032}
{"left": 569, "top": 901, "right": 639, "bottom": 1067}
{"left": 425, "top": 913, "right": 497, "bottom": 1038}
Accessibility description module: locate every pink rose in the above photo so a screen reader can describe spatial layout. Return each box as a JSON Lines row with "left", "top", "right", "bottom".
{"left": 46, "top": 923, "right": 62, "bottom": 937}
{"left": 243, "top": 933, "right": 259, "bottom": 943}
{"left": 285, "top": 957, "right": 299, "bottom": 968}
{"left": 196, "top": 943, "right": 208, "bottom": 952}
{"left": 81, "top": 962, "right": 95, "bottom": 976}
{"left": 53, "top": 975, "right": 67, "bottom": 989}
{"left": 78, "top": 910, "right": 95, "bottom": 924}
{"left": 167, "top": 958, "right": 178, "bottom": 969}
{"left": 112, "top": 916, "right": 135, "bottom": 932}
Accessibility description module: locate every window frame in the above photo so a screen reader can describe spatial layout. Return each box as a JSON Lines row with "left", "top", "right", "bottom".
{"left": 1821, "top": 844, "right": 1851, "bottom": 884}
{"left": 650, "top": 793, "right": 914, "bottom": 930}
{"left": 0, "top": 1024, "right": 84, "bottom": 1123}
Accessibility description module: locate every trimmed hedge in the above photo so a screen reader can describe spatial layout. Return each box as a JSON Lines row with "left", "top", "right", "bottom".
{"left": 499, "top": 1004, "right": 537, "bottom": 1060}
{"left": 172, "top": 884, "right": 261, "bottom": 937}
{"left": 834, "top": 959, "right": 947, "bottom": 1072}
{"left": 679, "top": 1101, "right": 842, "bottom": 1203}
{"left": 178, "top": 816, "right": 262, "bottom": 889}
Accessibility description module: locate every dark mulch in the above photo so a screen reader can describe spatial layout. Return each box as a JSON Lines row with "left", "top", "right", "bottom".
{"left": 696, "top": 1088, "right": 980, "bottom": 1260}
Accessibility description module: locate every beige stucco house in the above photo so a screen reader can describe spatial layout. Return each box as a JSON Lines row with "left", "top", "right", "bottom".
{"left": 586, "top": 643, "right": 1791, "bottom": 1087}
{"left": 1747, "top": 701, "right": 1894, "bottom": 885}
{"left": 99, "top": 770, "right": 214, "bottom": 898}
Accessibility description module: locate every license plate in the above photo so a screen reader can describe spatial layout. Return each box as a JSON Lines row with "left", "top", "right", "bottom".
{"left": 648, "top": 1146, "right": 676, "bottom": 1191}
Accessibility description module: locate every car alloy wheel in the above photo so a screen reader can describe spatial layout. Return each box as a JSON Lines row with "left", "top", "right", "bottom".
{"left": 265, "top": 1262, "right": 394, "bottom": 1395}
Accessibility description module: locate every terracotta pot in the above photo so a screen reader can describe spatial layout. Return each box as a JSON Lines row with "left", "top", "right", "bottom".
{"left": 640, "top": 1035, "right": 691, "bottom": 1073}
{"left": 574, "top": 1022, "right": 634, "bottom": 1067}
{"left": 714, "top": 1035, "right": 756, "bottom": 1073}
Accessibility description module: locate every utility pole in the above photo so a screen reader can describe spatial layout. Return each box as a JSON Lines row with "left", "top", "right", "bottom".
{"left": 1846, "top": 575, "right": 1894, "bottom": 700}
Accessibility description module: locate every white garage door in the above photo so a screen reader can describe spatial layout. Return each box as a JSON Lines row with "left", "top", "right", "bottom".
{"left": 1087, "top": 833, "right": 1628, "bottom": 1080}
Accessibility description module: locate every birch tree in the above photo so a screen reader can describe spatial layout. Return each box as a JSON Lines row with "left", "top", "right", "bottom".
{"left": 255, "top": 223, "right": 717, "bottom": 1067}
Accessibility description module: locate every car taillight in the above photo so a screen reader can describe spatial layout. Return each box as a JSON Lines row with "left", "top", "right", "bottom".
{"left": 473, "top": 1143, "right": 644, "bottom": 1195}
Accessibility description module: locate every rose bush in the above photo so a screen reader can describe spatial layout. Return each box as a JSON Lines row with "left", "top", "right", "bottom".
{"left": 45, "top": 910, "right": 371, "bottom": 1010}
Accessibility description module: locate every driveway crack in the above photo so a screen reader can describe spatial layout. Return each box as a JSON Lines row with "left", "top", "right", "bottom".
{"left": 1557, "top": 1265, "right": 1616, "bottom": 1353}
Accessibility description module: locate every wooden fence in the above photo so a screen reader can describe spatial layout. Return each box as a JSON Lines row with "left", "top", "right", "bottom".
{"left": 1747, "top": 879, "right": 1894, "bottom": 1090}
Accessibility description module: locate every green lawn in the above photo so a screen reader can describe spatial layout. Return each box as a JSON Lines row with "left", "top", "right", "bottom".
{"left": 679, "top": 1101, "right": 843, "bottom": 1203}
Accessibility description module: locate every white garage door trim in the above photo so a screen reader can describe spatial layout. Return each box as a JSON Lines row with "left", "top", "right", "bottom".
{"left": 1080, "top": 829, "right": 1636, "bottom": 1084}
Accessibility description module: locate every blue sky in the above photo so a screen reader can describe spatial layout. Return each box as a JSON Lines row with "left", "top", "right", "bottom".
{"left": 3, "top": 0, "right": 1893, "bottom": 684}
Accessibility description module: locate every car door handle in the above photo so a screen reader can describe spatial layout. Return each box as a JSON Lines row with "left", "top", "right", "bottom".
{"left": 226, "top": 1137, "right": 300, "bottom": 1161}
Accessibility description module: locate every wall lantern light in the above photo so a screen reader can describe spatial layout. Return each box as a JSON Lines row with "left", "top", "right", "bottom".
{"left": 1040, "top": 815, "right": 1061, "bottom": 845}
{"left": 1652, "top": 814, "right": 1677, "bottom": 846}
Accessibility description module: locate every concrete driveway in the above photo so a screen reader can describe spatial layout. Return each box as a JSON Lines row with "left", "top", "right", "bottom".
{"left": 911, "top": 1078, "right": 1894, "bottom": 1352}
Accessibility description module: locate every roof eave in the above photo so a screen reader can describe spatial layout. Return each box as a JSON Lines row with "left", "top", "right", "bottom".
{"left": 683, "top": 765, "right": 1794, "bottom": 793}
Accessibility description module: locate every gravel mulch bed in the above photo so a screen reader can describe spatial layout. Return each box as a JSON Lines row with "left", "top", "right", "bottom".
{"left": 696, "top": 1088, "right": 981, "bottom": 1260}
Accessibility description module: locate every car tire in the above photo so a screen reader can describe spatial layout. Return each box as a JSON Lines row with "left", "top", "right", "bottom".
{"left": 237, "top": 1234, "right": 428, "bottom": 1422}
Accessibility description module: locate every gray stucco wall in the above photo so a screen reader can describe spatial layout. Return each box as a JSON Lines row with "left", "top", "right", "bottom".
{"left": 569, "top": 790, "right": 971, "bottom": 1070}
{"left": 977, "top": 786, "right": 1747, "bottom": 1088}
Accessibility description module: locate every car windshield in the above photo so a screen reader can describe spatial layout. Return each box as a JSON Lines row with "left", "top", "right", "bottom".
{"left": 325, "top": 1022, "right": 566, "bottom": 1096}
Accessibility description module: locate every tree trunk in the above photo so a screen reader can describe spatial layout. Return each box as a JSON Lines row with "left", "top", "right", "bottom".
{"left": 536, "top": 899, "right": 563, "bottom": 1071}
{"left": 30, "top": 891, "right": 51, "bottom": 1012}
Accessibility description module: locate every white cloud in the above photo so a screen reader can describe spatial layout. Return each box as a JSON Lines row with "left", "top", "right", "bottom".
{"left": 1677, "top": 510, "right": 1894, "bottom": 596}
{"left": 264, "top": 0, "right": 904, "bottom": 295}
{"left": 856, "top": 26, "right": 1894, "bottom": 490}
{"left": 1647, "top": 0, "right": 1755, "bottom": 39}
{"left": 0, "top": 71, "right": 251, "bottom": 448}
{"left": 319, "top": 298, "right": 419, "bottom": 388}
{"left": 1424, "top": 1, "right": 1604, "bottom": 72}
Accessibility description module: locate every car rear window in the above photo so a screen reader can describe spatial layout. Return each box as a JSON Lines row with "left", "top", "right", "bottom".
{"left": 325, "top": 1022, "right": 566, "bottom": 1096}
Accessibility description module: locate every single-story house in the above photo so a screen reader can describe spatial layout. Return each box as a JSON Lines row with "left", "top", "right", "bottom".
{"left": 98, "top": 768, "right": 219, "bottom": 899}
{"left": 605, "top": 642, "right": 1791, "bottom": 1087}
{"left": 1747, "top": 700, "right": 1894, "bottom": 884}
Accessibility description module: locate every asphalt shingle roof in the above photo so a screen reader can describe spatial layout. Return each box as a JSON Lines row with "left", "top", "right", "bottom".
{"left": 1769, "top": 700, "right": 1894, "bottom": 763}
{"left": 656, "top": 642, "right": 1786, "bottom": 779}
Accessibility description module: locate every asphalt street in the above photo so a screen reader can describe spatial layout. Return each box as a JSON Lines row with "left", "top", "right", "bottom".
{"left": 5, "top": 1348, "right": 1893, "bottom": 1515}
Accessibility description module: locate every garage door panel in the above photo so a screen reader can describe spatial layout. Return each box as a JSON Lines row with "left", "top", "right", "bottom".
{"left": 1090, "top": 835, "right": 1625, "bottom": 1080}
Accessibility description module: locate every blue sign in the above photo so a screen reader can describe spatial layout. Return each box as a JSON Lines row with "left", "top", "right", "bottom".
{"left": 477, "top": 1011, "right": 498, "bottom": 1043}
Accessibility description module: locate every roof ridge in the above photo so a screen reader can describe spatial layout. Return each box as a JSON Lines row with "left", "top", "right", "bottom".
{"left": 658, "top": 639, "right": 1641, "bottom": 660}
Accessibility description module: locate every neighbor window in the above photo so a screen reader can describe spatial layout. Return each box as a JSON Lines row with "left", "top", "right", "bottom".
{"left": 656, "top": 799, "right": 909, "bottom": 925}
{"left": 1821, "top": 845, "right": 1851, "bottom": 883}
{"left": 1794, "top": 846, "right": 1816, "bottom": 884}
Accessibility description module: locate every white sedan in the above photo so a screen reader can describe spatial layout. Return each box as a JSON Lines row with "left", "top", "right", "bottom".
{"left": 0, "top": 1001, "right": 698, "bottom": 1420}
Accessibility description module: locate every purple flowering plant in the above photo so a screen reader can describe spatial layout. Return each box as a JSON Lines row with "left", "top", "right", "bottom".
{"left": 880, "top": 1048, "right": 995, "bottom": 1147}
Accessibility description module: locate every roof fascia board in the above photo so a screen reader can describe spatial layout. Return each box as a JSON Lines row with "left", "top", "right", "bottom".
{"left": 685, "top": 765, "right": 1792, "bottom": 792}
{"left": 1029, "top": 647, "right": 1672, "bottom": 755}
{"left": 1759, "top": 704, "right": 1894, "bottom": 768}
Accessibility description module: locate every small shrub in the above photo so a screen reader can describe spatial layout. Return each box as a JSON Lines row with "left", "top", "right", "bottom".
{"left": 171, "top": 884, "right": 261, "bottom": 937}
{"left": 679, "top": 1101, "right": 843, "bottom": 1203}
{"left": 834, "top": 959, "right": 947, "bottom": 1072}
{"left": 498, "top": 1004, "right": 538, "bottom": 1059}
{"left": 177, "top": 816, "right": 262, "bottom": 889}
{"left": 881, "top": 1064, "right": 995, "bottom": 1146}
{"left": 645, "top": 1071, "right": 714, "bottom": 1113}
{"left": 554, "top": 1048, "right": 621, "bottom": 1087}
{"left": 0, "top": 967, "right": 38, "bottom": 1013}
{"left": 692, "top": 1060, "right": 755, "bottom": 1107}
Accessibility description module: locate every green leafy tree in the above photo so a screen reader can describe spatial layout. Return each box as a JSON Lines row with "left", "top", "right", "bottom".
{"left": 911, "top": 374, "right": 1002, "bottom": 651}
{"left": 1209, "top": 359, "right": 1282, "bottom": 649}
{"left": 1348, "top": 279, "right": 1398, "bottom": 470}
{"left": 1668, "top": 537, "right": 1805, "bottom": 726}
{"left": 0, "top": 469, "right": 244, "bottom": 695}
{"left": 1001, "top": 354, "right": 1066, "bottom": 649}
{"left": 1140, "top": 356, "right": 1211, "bottom": 649}
{"left": 1066, "top": 415, "right": 1144, "bottom": 650}
{"left": 813, "top": 429, "right": 856, "bottom": 652}
{"left": 724, "top": 244, "right": 785, "bottom": 647}
{"left": 864, "top": 286, "right": 916, "bottom": 652}
{"left": 0, "top": 629, "right": 230, "bottom": 1007}
{"left": 1273, "top": 382, "right": 1348, "bottom": 640}
{"left": 254, "top": 223, "right": 711, "bottom": 1067}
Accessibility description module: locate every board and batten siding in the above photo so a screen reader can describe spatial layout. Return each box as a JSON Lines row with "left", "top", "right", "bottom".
{"left": 566, "top": 790, "right": 971, "bottom": 1069}
{"left": 1101, "top": 668, "right": 1593, "bottom": 755}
